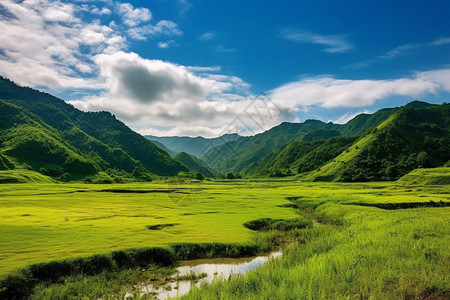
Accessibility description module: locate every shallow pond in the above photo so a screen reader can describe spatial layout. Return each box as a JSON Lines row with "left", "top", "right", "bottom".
{"left": 125, "top": 251, "right": 282, "bottom": 299}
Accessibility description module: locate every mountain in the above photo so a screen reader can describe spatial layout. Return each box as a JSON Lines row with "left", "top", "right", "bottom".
{"left": 0, "top": 76, "right": 188, "bottom": 182}
{"left": 242, "top": 136, "right": 358, "bottom": 177}
{"left": 174, "top": 152, "right": 215, "bottom": 178}
{"left": 304, "top": 103, "right": 449, "bottom": 181}
{"left": 201, "top": 120, "right": 343, "bottom": 174}
{"left": 146, "top": 133, "right": 241, "bottom": 157}
{"left": 207, "top": 101, "right": 448, "bottom": 180}
{"left": 201, "top": 105, "right": 402, "bottom": 175}
{"left": 150, "top": 140, "right": 177, "bottom": 157}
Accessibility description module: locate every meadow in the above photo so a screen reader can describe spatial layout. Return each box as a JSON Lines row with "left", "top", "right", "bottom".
{"left": 0, "top": 180, "right": 448, "bottom": 298}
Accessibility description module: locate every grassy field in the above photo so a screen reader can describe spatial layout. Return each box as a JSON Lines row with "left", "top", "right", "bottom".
{"left": 185, "top": 184, "right": 450, "bottom": 299}
{"left": 0, "top": 181, "right": 301, "bottom": 276}
{"left": 0, "top": 180, "right": 449, "bottom": 298}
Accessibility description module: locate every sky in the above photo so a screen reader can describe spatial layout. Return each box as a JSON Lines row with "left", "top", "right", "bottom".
{"left": 1, "top": 0, "right": 450, "bottom": 137}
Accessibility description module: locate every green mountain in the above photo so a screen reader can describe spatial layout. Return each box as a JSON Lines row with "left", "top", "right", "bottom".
{"left": 304, "top": 103, "right": 449, "bottom": 182}
{"left": 213, "top": 101, "right": 448, "bottom": 180}
{"left": 174, "top": 152, "right": 215, "bottom": 178}
{"left": 0, "top": 77, "right": 188, "bottom": 182}
{"left": 242, "top": 136, "right": 358, "bottom": 177}
{"left": 201, "top": 104, "right": 402, "bottom": 175}
{"left": 150, "top": 140, "right": 177, "bottom": 157}
{"left": 146, "top": 133, "right": 241, "bottom": 157}
{"left": 201, "top": 120, "right": 344, "bottom": 174}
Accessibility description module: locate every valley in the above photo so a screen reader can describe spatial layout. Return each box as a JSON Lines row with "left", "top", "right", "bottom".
{"left": 0, "top": 179, "right": 448, "bottom": 298}
{"left": 0, "top": 77, "right": 449, "bottom": 299}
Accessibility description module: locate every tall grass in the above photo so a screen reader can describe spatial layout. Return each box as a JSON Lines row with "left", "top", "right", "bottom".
{"left": 183, "top": 202, "right": 449, "bottom": 299}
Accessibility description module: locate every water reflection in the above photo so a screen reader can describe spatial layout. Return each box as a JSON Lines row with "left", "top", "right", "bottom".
{"left": 125, "top": 251, "right": 282, "bottom": 299}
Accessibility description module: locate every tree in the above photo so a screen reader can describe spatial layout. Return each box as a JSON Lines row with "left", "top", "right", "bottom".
{"left": 416, "top": 151, "right": 429, "bottom": 168}
{"left": 225, "top": 172, "right": 235, "bottom": 179}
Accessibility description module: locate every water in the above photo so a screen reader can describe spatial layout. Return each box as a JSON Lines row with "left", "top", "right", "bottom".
{"left": 124, "top": 251, "right": 282, "bottom": 299}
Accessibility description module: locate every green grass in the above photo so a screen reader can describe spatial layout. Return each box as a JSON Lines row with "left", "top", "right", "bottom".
{"left": 0, "top": 181, "right": 299, "bottom": 276}
{"left": 0, "top": 180, "right": 448, "bottom": 299}
{"left": 183, "top": 183, "right": 450, "bottom": 300}
{"left": 398, "top": 167, "right": 450, "bottom": 185}
{"left": 0, "top": 169, "right": 54, "bottom": 183}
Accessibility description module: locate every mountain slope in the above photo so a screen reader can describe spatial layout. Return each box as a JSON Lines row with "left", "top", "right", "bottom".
{"left": 150, "top": 140, "right": 177, "bottom": 157}
{"left": 0, "top": 77, "right": 188, "bottom": 181}
{"left": 201, "top": 105, "right": 400, "bottom": 175}
{"left": 175, "top": 152, "right": 215, "bottom": 177}
{"left": 243, "top": 136, "right": 358, "bottom": 177}
{"left": 201, "top": 120, "right": 341, "bottom": 174}
{"left": 304, "top": 103, "right": 450, "bottom": 181}
{"left": 201, "top": 102, "right": 433, "bottom": 177}
{"left": 146, "top": 133, "right": 241, "bottom": 157}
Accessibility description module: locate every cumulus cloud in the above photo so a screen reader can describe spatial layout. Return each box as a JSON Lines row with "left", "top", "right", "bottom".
{"left": 281, "top": 29, "right": 353, "bottom": 53}
{"left": 69, "top": 51, "right": 294, "bottom": 137}
{"left": 0, "top": 0, "right": 182, "bottom": 91}
{"left": 93, "top": 51, "right": 230, "bottom": 104}
{"left": 116, "top": 2, "right": 151, "bottom": 27}
{"left": 157, "top": 40, "right": 173, "bottom": 48}
{"left": 269, "top": 69, "right": 450, "bottom": 109}
{"left": 0, "top": 0, "right": 119, "bottom": 89}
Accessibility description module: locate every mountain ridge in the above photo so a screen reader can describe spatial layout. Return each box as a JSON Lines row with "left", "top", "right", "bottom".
{"left": 0, "top": 76, "right": 188, "bottom": 182}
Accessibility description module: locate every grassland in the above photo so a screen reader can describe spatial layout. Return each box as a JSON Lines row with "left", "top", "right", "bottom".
{"left": 0, "top": 181, "right": 301, "bottom": 276}
{"left": 0, "top": 180, "right": 449, "bottom": 298}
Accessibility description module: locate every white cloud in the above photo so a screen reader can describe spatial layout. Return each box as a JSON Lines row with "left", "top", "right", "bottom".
{"left": 0, "top": 0, "right": 182, "bottom": 91}
{"left": 116, "top": 2, "right": 151, "bottom": 27}
{"left": 0, "top": 0, "right": 119, "bottom": 89}
{"left": 177, "top": 0, "right": 192, "bottom": 14}
{"left": 349, "top": 37, "right": 450, "bottom": 69}
{"left": 69, "top": 52, "right": 293, "bottom": 138}
{"left": 281, "top": 29, "right": 353, "bottom": 53}
{"left": 158, "top": 40, "right": 174, "bottom": 49}
{"left": 269, "top": 69, "right": 450, "bottom": 109}
{"left": 186, "top": 66, "right": 221, "bottom": 72}
{"left": 378, "top": 43, "right": 419, "bottom": 60}
{"left": 92, "top": 51, "right": 233, "bottom": 104}
{"left": 199, "top": 32, "right": 215, "bottom": 41}
{"left": 431, "top": 36, "right": 450, "bottom": 46}
{"left": 127, "top": 20, "right": 182, "bottom": 40}
{"left": 331, "top": 110, "right": 370, "bottom": 124}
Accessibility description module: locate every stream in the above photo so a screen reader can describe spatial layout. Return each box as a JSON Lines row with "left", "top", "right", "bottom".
{"left": 125, "top": 251, "right": 282, "bottom": 299}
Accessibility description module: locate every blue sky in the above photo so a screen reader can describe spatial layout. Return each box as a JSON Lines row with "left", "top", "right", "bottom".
{"left": 1, "top": 0, "right": 449, "bottom": 137}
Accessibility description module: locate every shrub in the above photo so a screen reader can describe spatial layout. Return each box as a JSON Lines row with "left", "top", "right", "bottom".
{"left": 243, "top": 218, "right": 311, "bottom": 231}
{"left": 170, "top": 243, "right": 259, "bottom": 260}
{"left": 0, "top": 270, "right": 34, "bottom": 300}
{"left": 128, "top": 247, "right": 176, "bottom": 267}
{"left": 111, "top": 251, "right": 133, "bottom": 269}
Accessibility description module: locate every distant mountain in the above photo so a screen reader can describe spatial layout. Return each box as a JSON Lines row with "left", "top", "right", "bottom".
{"left": 242, "top": 101, "right": 448, "bottom": 180}
{"left": 146, "top": 133, "right": 241, "bottom": 157}
{"left": 0, "top": 76, "right": 188, "bottom": 182}
{"left": 200, "top": 104, "right": 402, "bottom": 175}
{"left": 150, "top": 140, "right": 177, "bottom": 157}
{"left": 304, "top": 103, "right": 449, "bottom": 181}
{"left": 242, "top": 136, "right": 358, "bottom": 177}
{"left": 201, "top": 120, "right": 343, "bottom": 174}
{"left": 175, "top": 152, "right": 215, "bottom": 178}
